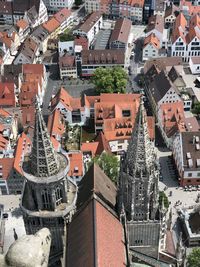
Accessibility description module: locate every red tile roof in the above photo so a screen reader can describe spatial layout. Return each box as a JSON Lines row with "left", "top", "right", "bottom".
{"left": 66, "top": 198, "right": 126, "bottom": 267}
{"left": 22, "top": 64, "right": 44, "bottom": 77}
{"left": 81, "top": 142, "right": 99, "bottom": 157}
{"left": 47, "top": 109, "right": 65, "bottom": 138}
{"left": 42, "top": 17, "right": 60, "bottom": 33}
{"left": 0, "top": 134, "right": 9, "bottom": 150}
{"left": 160, "top": 101, "right": 186, "bottom": 137}
{"left": 0, "top": 158, "right": 14, "bottom": 180}
{"left": 14, "top": 132, "right": 31, "bottom": 175}
{"left": 51, "top": 87, "right": 84, "bottom": 111}
{"left": 74, "top": 36, "right": 89, "bottom": 50}
{"left": 16, "top": 19, "right": 29, "bottom": 30}
{"left": 53, "top": 8, "right": 71, "bottom": 24}
{"left": 21, "top": 106, "right": 35, "bottom": 127}
{"left": 50, "top": 136, "right": 61, "bottom": 151}
{"left": 0, "top": 82, "right": 16, "bottom": 107}
{"left": 68, "top": 152, "right": 83, "bottom": 177}
{"left": 144, "top": 33, "right": 160, "bottom": 49}
{"left": 109, "top": 18, "right": 132, "bottom": 45}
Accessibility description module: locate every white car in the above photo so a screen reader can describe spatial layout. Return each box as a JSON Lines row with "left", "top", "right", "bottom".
{"left": 131, "top": 51, "right": 135, "bottom": 56}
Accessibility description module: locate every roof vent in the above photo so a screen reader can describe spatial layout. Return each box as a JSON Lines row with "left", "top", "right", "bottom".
{"left": 188, "top": 159, "right": 193, "bottom": 168}
{"left": 186, "top": 152, "right": 191, "bottom": 159}
{"left": 197, "top": 159, "right": 200, "bottom": 167}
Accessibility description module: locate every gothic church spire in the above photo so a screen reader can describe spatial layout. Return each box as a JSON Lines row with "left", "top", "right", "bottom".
{"left": 30, "top": 99, "right": 59, "bottom": 177}
{"left": 119, "top": 96, "right": 159, "bottom": 221}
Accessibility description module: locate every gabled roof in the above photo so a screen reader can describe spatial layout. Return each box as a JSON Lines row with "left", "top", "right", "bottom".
{"left": 53, "top": 8, "right": 71, "bottom": 24}
{"left": 75, "top": 11, "right": 102, "bottom": 34}
{"left": 66, "top": 198, "right": 126, "bottom": 267}
{"left": 143, "top": 33, "right": 160, "bottom": 49}
{"left": 95, "top": 131, "right": 111, "bottom": 155}
{"left": 0, "top": 82, "right": 15, "bottom": 107}
{"left": 0, "top": 158, "right": 14, "bottom": 180}
{"left": 16, "top": 19, "right": 29, "bottom": 30}
{"left": 47, "top": 109, "right": 65, "bottom": 137}
{"left": 77, "top": 163, "right": 117, "bottom": 210}
{"left": 68, "top": 152, "right": 83, "bottom": 177}
{"left": 146, "top": 14, "right": 164, "bottom": 34}
{"left": 14, "top": 132, "right": 31, "bottom": 175}
{"left": 149, "top": 71, "right": 175, "bottom": 103}
{"left": 42, "top": 17, "right": 60, "bottom": 33}
{"left": 109, "top": 18, "right": 132, "bottom": 45}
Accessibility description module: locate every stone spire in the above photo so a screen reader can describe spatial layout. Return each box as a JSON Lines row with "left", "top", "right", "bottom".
{"left": 30, "top": 99, "right": 59, "bottom": 177}
{"left": 119, "top": 96, "right": 159, "bottom": 221}
{"left": 125, "top": 96, "right": 156, "bottom": 176}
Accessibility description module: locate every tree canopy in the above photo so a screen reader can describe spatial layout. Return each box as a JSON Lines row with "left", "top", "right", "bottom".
{"left": 92, "top": 67, "right": 128, "bottom": 94}
{"left": 75, "top": 0, "right": 82, "bottom": 6}
{"left": 90, "top": 152, "right": 119, "bottom": 184}
{"left": 193, "top": 102, "right": 200, "bottom": 115}
{"left": 159, "top": 191, "right": 169, "bottom": 209}
{"left": 187, "top": 248, "right": 200, "bottom": 267}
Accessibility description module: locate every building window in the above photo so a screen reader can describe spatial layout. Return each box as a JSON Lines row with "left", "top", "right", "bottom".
{"left": 188, "top": 173, "right": 192, "bottom": 177}
{"left": 122, "top": 110, "right": 131, "bottom": 117}
{"left": 55, "top": 186, "right": 62, "bottom": 206}
{"left": 187, "top": 179, "right": 191, "bottom": 182}
{"left": 42, "top": 189, "right": 51, "bottom": 210}
{"left": 198, "top": 173, "right": 200, "bottom": 177}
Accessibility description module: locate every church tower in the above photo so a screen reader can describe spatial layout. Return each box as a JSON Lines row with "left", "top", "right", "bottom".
{"left": 119, "top": 97, "right": 161, "bottom": 259}
{"left": 20, "top": 101, "right": 77, "bottom": 265}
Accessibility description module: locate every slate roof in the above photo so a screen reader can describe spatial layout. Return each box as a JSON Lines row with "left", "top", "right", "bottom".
{"left": 149, "top": 71, "right": 174, "bottom": 103}
{"left": 77, "top": 163, "right": 117, "bottom": 210}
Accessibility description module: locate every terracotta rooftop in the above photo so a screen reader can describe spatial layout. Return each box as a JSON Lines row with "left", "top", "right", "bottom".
{"left": 109, "top": 18, "right": 132, "bottom": 45}
{"left": 21, "top": 106, "right": 35, "bottom": 128}
{"left": 22, "top": 64, "right": 44, "bottom": 77}
{"left": 68, "top": 152, "right": 84, "bottom": 177}
{"left": 146, "top": 14, "right": 164, "bottom": 34}
{"left": 42, "top": 17, "right": 60, "bottom": 33}
{"left": 181, "top": 131, "right": 200, "bottom": 171}
{"left": 16, "top": 19, "right": 29, "bottom": 30}
{"left": 66, "top": 198, "right": 126, "bottom": 267}
{"left": 74, "top": 36, "right": 88, "bottom": 50}
{"left": 51, "top": 87, "right": 85, "bottom": 112}
{"left": 81, "top": 142, "right": 99, "bottom": 157}
{"left": 81, "top": 49, "right": 125, "bottom": 65}
{"left": 20, "top": 37, "right": 38, "bottom": 62}
{"left": 53, "top": 8, "right": 71, "bottom": 24}
{"left": 47, "top": 109, "right": 65, "bottom": 138}
{"left": 75, "top": 11, "right": 102, "bottom": 33}
{"left": 119, "top": 0, "right": 144, "bottom": 7}
{"left": 59, "top": 55, "right": 75, "bottom": 68}
{"left": 143, "top": 33, "right": 160, "bottom": 49}
{"left": 160, "top": 101, "right": 186, "bottom": 138}
{"left": 0, "top": 157, "right": 14, "bottom": 180}
{"left": 0, "top": 82, "right": 16, "bottom": 107}
{"left": 14, "top": 132, "right": 31, "bottom": 175}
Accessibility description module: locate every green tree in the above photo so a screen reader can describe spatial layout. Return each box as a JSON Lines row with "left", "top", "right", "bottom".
{"left": 159, "top": 191, "right": 169, "bottom": 209}
{"left": 92, "top": 67, "right": 128, "bottom": 94}
{"left": 193, "top": 102, "right": 200, "bottom": 115}
{"left": 90, "top": 152, "right": 119, "bottom": 184}
{"left": 187, "top": 248, "right": 200, "bottom": 267}
{"left": 75, "top": 0, "right": 82, "bottom": 6}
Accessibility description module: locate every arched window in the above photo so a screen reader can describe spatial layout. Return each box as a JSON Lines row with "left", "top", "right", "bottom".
{"left": 55, "top": 186, "right": 62, "bottom": 206}
{"left": 42, "top": 189, "right": 51, "bottom": 210}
